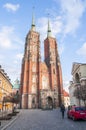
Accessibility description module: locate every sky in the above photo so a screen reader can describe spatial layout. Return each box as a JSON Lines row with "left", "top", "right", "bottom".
{"left": 0, "top": 0, "right": 86, "bottom": 92}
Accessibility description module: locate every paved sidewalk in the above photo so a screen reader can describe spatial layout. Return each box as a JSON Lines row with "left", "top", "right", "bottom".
{"left": 0, "top": 110, "right": 21, "bottom": 130}
{"left": 4, "top": 109, "right": 86, "bottom": 130}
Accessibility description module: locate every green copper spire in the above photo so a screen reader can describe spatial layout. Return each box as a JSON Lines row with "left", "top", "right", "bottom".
{"left": 31, "top": 7, "right": 36, "bottom": 31}
{"left": 47, "top": 18, "right": 52, "bottom": 37}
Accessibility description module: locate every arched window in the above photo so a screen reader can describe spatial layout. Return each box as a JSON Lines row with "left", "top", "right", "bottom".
{"left": 53, "top": 69, "right": 55, "bottom": 74}
{"left": 32, "top": 97, "right": 35, "bottom": 104}
{"left": 32, "top": 85, "right": 36, "bottom": 93}
{"left": 75, "top": 73, "right": 80, "bottom": 83}
{"left": 32, "top": 55, "right": 37, "bottom": 62}
{"left": 42, "top": 75, "right": 48, "bottom": 89}
{"left": 32, "top": 75, "right": 36, "bottom": 83}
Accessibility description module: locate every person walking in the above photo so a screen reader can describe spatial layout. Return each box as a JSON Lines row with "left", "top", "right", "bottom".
{"left": 60, "top": 104, "right": 65, "bottom": 119}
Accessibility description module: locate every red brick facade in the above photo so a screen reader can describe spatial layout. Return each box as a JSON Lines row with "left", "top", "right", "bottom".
{"left": 20, "top": 18, "right": 64, "bottom": 109}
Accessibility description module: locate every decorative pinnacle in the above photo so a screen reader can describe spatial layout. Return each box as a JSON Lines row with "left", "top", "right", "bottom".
{"left": 47, "top": 13, "right": 52, "bottom": 37}
{"left": 31, "top": 6, "right": 36, "bottom": 31}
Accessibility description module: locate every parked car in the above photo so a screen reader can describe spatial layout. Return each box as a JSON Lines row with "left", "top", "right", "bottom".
{"left": 67, "top": 106, "right": 86, "bottom": 121}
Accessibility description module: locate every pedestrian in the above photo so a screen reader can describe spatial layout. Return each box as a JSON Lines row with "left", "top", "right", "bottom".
{"left": 68, "top": 105, "right": 71, "bottom": 111}
{"left": 60, "top": 104, "right": 65, "bottom": 119}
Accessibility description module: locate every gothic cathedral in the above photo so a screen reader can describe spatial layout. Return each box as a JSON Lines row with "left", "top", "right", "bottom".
{"left": 20, "top": 14, "right": 64, "bottom": 109}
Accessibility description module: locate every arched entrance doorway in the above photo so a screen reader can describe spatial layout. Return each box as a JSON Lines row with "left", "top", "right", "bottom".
{"left": 46, "top": 96, "right": 53, "bottom": 109}
{"left": 32, "top": 97, "right": 36, "bottom": 108}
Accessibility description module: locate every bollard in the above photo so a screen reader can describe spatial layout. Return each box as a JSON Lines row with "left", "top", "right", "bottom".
{"left": 0, "top": 121, "right": 1, "bottom": 126}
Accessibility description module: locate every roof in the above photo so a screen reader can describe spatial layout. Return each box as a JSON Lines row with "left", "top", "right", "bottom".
{"left": 71, "top": 62, "right": 86, "bottom": 75}
{"left": 63, "top": 89, "right": 69, "bottom": 97}
{"left": 12, "top": 79, "right": 20, "bottom": 89}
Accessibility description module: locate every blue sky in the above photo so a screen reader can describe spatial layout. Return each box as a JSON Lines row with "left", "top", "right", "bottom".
{"left": 0, "top": 0, "right": 86, "bottom": 91}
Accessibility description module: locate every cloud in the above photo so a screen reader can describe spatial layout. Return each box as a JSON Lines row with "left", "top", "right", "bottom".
{"left": 0, "top": 26, "right": 23, "bottom": 49}
{"left": 13, "top": 53, "right": 23, "bottom": 65}
{"left": 54, "top": 0, "right": 86, "bottom": 35}
{"left": 0, "top": 25, "right": 23, "bottom": 82}
{"left": 1, "top": 61, "right": 21, "bottom": 82}
{"left": 37, "top": 17, "right": 47, "bottom": 40}
{"left": 0, "top": 26, "right": 14, "bottom": 48}
{"left": 59, "top": 44, "right": 64, "bottom": 55}
{"left": 3, "top": 3, "right": 20, "bottom": 12}
{"left": 76, "top": 42, "right": 86, "bottom": 56}
{"left": 60, "top": 0, "right": 86, "bottom": 35}
{"left": 37, "top": 0, "right": 86, "bottom": 41}
{"left": 51, "top": 16, "right": 63, "bottom": 36}
{"left": 63, "top": 79, "right": 70, "bottom": 92}
{"left": 37, "top": 16, "right": 63, "bottom": 40}
{"left": 0, "top": 54, "right": 4, "bottom": 64}
{"left": 6, "top": 67, "right": 20, "bottom": 81}
{"left": 16, "top": 53, "right": 23, "bottom": 60}
{"left": 0, "top": 54, "right": 4, "bottom": 60}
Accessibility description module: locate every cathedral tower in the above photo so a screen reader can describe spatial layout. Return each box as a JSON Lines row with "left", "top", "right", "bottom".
{"left": 44, "top": 19, "right": 64, "bottom": 106}
{"left": 20, "top": 13, "right": 41, "bottom": 108}
{"left": 20, "top": 14, "right": 64, "bottom": 109}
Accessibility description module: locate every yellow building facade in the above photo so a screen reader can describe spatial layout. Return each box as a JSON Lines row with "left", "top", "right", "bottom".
{"left": 0, "top": 66, "right": 13, "bottom": 111}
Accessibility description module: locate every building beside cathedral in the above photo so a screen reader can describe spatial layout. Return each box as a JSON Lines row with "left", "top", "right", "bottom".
{"left": 63, "top": 89, "right": 70, "bottom": 108}
{"left": 20, "top": 14, "right": 64, "bottom": 109}
{"left": 69, "top": 62, "right": 86, "bottom": 106}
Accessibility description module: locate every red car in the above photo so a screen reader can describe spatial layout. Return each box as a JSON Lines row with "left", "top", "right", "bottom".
{"left": 67, "top": 106, "right": 86, "bottom": 121}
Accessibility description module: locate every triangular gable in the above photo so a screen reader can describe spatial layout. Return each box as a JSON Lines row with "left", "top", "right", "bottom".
{"left": 71, "top": 62, "right": 81, "bottom": 75}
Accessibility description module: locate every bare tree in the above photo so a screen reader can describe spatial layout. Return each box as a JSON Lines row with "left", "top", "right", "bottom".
{"left": 3, "top": 91, "right": 20, "bottom": 112}
{"left": 74, "top": 87, "right": 81, "bottom": 106}
{"left": 74, "top": 85, "right": 86, "bottom": 106}
{"left": 80, "top": 85, "right": 86, "bottom": 106}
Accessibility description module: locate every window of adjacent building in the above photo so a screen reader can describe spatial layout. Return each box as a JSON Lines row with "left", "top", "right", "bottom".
{"left": 81, "top": 80, "right": 86, "bottom": 86}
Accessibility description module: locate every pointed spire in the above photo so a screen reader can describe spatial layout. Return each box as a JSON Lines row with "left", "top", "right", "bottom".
{"left": 47, "top": 15, "right": 52, "bottom": 37}
{"left": 31, "top": 7, "right": 36, "bottom": 31}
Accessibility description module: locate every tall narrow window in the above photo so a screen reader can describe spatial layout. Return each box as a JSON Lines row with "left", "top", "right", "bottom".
{"left": 53, "top": 69, "right": 55, "bottom": 74}
{"left": 32, "top": 64, "right": 36, "bottom": 72}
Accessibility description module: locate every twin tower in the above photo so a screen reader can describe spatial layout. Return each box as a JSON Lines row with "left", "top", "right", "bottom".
{"left": 20, "top": 14, "right": 64, "bottom": 109}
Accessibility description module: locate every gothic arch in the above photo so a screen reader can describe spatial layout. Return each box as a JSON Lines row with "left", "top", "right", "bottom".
{"left": 32, "top": 97, "right": 36, "bottom": 108}
{"left": 75, "top": 73, "right": 80, "bottom": 83}
{"left": 46, "top": 96, "right": 53, "bottom": 109}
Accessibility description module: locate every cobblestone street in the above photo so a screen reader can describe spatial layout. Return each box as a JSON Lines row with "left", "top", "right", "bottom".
{"left": 2, "top": 109, "right": 86, "bottom": 130}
